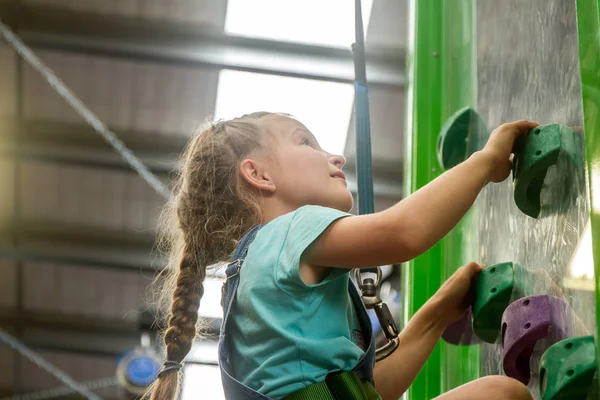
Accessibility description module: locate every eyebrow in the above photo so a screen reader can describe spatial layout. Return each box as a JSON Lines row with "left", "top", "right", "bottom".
{"left": 291, "top": 127, "right": 316, "bottom": 140}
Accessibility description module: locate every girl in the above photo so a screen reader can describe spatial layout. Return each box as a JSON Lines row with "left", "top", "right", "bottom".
{"left": 149, "top": 112, "right": 537, "bottom": 400}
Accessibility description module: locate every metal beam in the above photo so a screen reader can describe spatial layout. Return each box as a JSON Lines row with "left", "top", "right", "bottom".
{"left": 0, "top": 219, "right": 161, "bottom": 272}
{"left": 0, "top": 312, "right": 142, "bottom": 357}
{"left": 0, "top": 308, "right": 221, "bottom": 357}
{"left": 1, "top": 117, "right": 404, "bottom": 196}
{"left": 0, "top": 3, "right": 405, "bottom": 89}
{"left": 0, "top": 118, "right": 183, "bottom": 174}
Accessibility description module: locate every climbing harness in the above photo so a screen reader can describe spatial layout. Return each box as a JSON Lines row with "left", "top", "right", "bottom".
{"left": 351, "top": 0, "right": 400, "bottom": 361}
{"left": 283, "top": 371, "right": 381, "bottom": 400}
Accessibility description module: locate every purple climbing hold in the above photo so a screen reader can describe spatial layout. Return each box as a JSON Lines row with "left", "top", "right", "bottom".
{"left": 442, "top": 308, "right": 481, "bottom": 345}
{"left": 501, "top": 295, "right": 572, "bottom": 385}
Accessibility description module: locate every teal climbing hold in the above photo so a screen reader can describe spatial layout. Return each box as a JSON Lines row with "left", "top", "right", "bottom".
{"left": 471, "top": 262, "right": 541, "bottom": 343}
{"left": 512, "top": 124, "right": 584, "bottom": 219}
{"left": 539, "top": 335, "right": 597, "bottom": 400}
{"left": 437, "top": 107, "right": 489, "bottom": 170}
{"left": 447, "top": 262, "right": 564, "bottom": 345}
{"left": 472, "top": 262, "right": 514, "bottom": 343}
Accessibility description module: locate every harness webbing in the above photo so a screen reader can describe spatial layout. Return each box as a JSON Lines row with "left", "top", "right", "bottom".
{"left": 284, "top": 371, "right": 381, "bottom": 400}
{"left": 352, "top": 0, "right": 377, "bottom": 275}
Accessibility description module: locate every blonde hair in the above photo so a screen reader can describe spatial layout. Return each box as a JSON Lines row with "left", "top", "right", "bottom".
{"left": 147, "top": 112, "right": 280, "bottom": 400}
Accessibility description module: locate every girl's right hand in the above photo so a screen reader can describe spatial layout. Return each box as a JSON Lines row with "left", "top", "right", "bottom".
{"left": 480, "top": 120, "right": 539, "bottom": 183}
{"left": 431, "top": 261, "right": 484, "bottom": 327}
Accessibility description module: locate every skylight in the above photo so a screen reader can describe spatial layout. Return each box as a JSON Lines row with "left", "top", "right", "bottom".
{"left": 214, "top": 70, "right": 354, "bottom": 155}
{"left": 225, "top": 0, "right": 374, "bottom": 48}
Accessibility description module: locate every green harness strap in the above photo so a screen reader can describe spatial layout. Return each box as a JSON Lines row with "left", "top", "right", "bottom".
{"left": 284, "top": 371, "right": 382, "bottom": 400}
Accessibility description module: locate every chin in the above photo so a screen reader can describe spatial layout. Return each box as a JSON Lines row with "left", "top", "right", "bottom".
{"left": 335, "top": 193, "right": 354, "bottom": 213}
{"left": 320, "top": 189, "right": 354, "bottom": 212}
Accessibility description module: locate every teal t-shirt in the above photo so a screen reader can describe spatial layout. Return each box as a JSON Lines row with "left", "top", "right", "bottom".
{"left": 227, "top": 205, "right": 366, "bottom": 399}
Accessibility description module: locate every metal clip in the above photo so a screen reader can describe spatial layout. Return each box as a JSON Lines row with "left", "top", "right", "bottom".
{"left": 354, "top": 268, "right": 400, "bottom": 361}
{"left": 353, "top": 268, "right": 382, "bottom": 308}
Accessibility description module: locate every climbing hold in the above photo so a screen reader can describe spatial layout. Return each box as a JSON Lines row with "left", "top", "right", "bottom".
{"left": 471, "top": 262, "right": 539, "bottom": 343}
{"left": 442, "top": 308, "right": 481, "bottom": 345}
{"left": 501, "top": 295, "right": 572, "bottom": 385}
{"left": 443, "top": 262, "right": 543, "bottom": 345}
{"left": 472, "top": 262, "right": 514, "bottom": 343}
{"left": 539, "top": 335, "right": 597, "bottom": 400}
{"left": 512, "top": 124, "right": 584, "bottom": 218}
{"left": 437, "top": 107, "right": 489, "bottom": 170}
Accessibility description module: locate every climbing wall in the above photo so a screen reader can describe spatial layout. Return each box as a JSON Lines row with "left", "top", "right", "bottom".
{"left": 474, "top": 1, "right": 597, "bottom": 399}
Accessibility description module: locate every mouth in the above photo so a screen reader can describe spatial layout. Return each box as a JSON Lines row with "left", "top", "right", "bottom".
{"left": 331, "top": 171, "right": 346, "bottom": 181}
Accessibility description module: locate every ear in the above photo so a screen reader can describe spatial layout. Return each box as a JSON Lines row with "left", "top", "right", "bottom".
{"left": 239, "top": 158, "right": 276, "bottom": 193}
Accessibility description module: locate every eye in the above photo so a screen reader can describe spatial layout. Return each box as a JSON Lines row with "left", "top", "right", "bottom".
{"left": 301, "top": 137, "right": 311, "bottom": 146}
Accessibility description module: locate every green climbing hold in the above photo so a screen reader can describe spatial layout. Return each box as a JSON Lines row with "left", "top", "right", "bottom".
{"left": 539, "top": 335, "right": 597, "bottom": 400}
{"left": 437, "top": 107, "right": 489, "bottom": 170}
{"left": 512, "top": 124, "right": 584, "bottom": 219}
{"left": 472, "top": 262, "right": 514, "bottom": 343}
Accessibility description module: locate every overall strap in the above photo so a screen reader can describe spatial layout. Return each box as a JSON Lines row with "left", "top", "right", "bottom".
{"left": 219, "top": 223, "right": 272, "bottom": 400}
{"left": 231, "top": 224, "right": 264, "bottom": 262}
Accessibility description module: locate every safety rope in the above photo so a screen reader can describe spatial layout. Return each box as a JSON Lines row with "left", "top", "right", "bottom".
{"left": 352, "top": 0, "right": 400, "bottom": 362}
{"left": 0, "top": 19, "right": 172, "bottom": 201}
{"left": 352, "top": 0, "right": 375, "bottom": 218}
{"left": 0, "top": 377, "right": 117, "bottom": 400}
{"left": 0, "top": 329, "right": 103, "bottom": 400}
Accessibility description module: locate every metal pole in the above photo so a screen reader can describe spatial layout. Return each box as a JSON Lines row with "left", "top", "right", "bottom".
{"left": 402, "top": 0, "right": 479, "bottom": 397}
{"left": 575, "top": 0, "right": 600, "bottom": 392}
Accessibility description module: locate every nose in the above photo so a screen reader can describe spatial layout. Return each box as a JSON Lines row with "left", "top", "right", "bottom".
{"left": 328, "top": 153, "right": 346, "bottom": 169}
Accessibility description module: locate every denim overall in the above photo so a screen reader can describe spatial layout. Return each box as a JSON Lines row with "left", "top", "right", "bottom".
{"left": 218, "top": 225, "right": 377, "bottom": 400}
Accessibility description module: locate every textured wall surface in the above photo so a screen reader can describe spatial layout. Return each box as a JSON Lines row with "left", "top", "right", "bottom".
{"left": 475, "top": 1, "right": 593, "bottom": 398}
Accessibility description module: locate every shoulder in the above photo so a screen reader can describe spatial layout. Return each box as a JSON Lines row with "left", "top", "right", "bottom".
{"left": 255, "top": 206, "right": 350, "bottom": 246}
{"left": 266, "top": 205, "right": 352, "bottom": 264}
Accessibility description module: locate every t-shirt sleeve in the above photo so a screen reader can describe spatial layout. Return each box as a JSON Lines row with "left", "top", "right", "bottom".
{"left": 275, "top": 205, "right": 352, "bottom": 291}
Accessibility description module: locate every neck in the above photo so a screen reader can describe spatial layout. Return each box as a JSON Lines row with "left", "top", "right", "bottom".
{"left": 259, "top": 197, "right": 299, "bottom": 223}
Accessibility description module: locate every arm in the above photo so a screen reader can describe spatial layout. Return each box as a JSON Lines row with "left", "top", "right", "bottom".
{"left": 305, "top": 120, "right": 538, "bottom": 269}
{"left": 372, "top": 297, "right": 446, "bottom": 400}
{"left": 306, "top": 151, "right": 494, "bottom": 268}
{"left": 372, "top": 262, "right": 482, "bottom": 400}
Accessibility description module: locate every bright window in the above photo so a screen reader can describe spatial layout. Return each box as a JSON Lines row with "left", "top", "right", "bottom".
{"left": 181, "top": 364, "right": 224, "bottom": 400}
{"left": 214, "top": 70, "right": 354, "bottom": 155}
{"left": 225, "top": 0, "right": 374, "bottom": 48}
{"left": 198, "top": 277, "right": 224, "bottom": 319}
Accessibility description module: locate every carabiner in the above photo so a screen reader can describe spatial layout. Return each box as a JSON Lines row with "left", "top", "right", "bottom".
{"left": 354, "top": 268, "right": 400, "bottom": 361}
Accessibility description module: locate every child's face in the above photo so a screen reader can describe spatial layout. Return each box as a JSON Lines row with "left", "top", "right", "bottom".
{"left": 265, "top": 116, "right": 354, "bottom": 212}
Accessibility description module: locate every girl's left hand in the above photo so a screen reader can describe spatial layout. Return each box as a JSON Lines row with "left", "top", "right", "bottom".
{"left": 431, "top": 261, "right": 484, "bottom": 327}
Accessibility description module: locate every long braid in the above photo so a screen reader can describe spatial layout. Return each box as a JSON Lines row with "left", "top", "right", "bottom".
{"left": 163, "top": 246, "right": 202, "bottom": 362}
{"left": 147, "top": 112, "right": 279, "bottom": 400}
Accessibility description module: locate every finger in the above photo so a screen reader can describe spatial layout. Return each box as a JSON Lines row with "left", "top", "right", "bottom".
{"left": 510, "top": 120, "right": 539, "bottom": 135}
{"left": 465, "top": 261, "right": 483, "bottom": 270}
{"left": 464, "top": 262, "right": 484, "bottom": 276}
